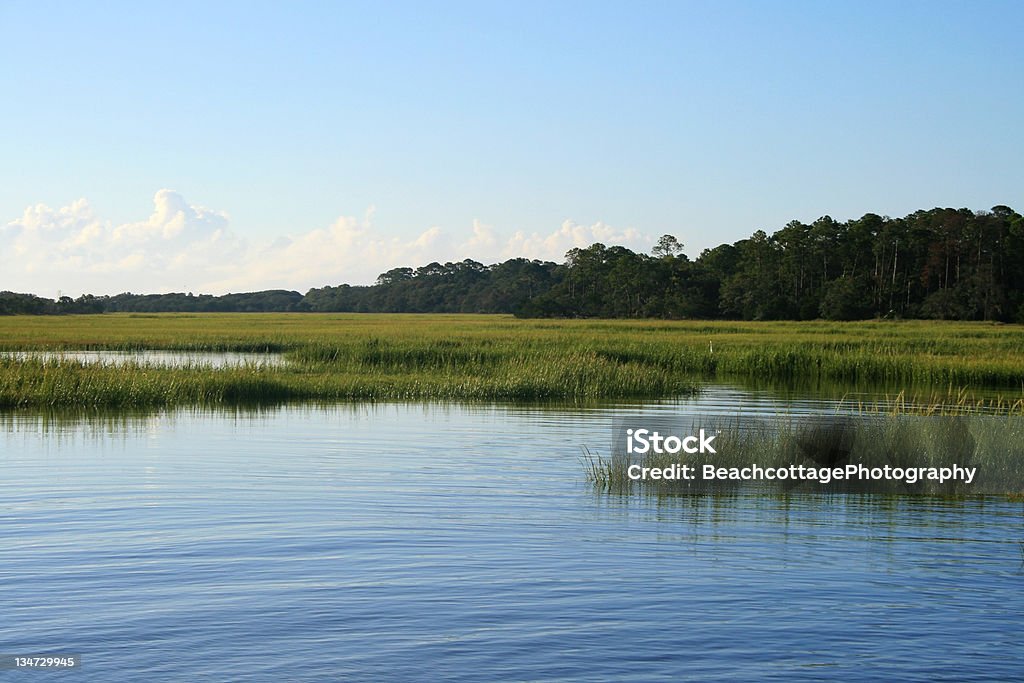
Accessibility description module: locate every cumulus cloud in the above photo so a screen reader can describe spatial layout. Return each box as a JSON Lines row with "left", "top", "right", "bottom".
{"left": 462, "top": 219, "right": 498, "bottom": 252}
{"left": 1, "top": 190, "right": 242, "bottom": 296}
{"left": 1, "top": 191, "right": 652, "bottom": 296}
{"left": 202, "top": 211, "right": 455, "bottom": 293}
{"left": 497, "top": 219, "right": 646, "bottom": 262}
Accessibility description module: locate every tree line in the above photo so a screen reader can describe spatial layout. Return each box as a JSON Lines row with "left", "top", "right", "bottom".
{"left": 3, "top": 205, "right": 1022, "bottom": 321}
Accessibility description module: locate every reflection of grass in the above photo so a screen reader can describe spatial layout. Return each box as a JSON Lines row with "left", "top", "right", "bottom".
{"left": 1, "top": 314, "right": 1024, "bottom": 407}
{"left": 587, "top": 413, "right": 1024, "bottom": 497}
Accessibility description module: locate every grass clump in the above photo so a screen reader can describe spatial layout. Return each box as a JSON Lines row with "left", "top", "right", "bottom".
{"left": 586, "top": 412, "right": 1024, "bottom": 498}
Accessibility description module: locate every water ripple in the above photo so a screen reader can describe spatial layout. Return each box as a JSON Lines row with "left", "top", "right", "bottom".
{"left": 1, "top": 398, "right": 1022, "bottom": 681}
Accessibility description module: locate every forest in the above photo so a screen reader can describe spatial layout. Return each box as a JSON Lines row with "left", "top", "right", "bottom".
{"left": 3, "top": 205, "right": 1022, "bottom": 321}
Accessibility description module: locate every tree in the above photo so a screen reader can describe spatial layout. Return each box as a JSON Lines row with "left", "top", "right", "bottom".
{"left": 375, "top": 267, "right": 414, "bottom": 285}
{"left": 652, "top": 234, "right": 684, "bottom": 258}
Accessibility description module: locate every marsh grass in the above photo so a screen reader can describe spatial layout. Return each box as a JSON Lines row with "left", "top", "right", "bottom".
{"left": 838, "top": 389, "right": 1024, "bottom": 416}
{"left": 1, "top": 314, "right": 1023, "bottom": 407}
{"left": 586, "top": 411, "right": 1024, "bottom": 498}
{"left": 0, "top": 351, "right": 694, "bottom": 408}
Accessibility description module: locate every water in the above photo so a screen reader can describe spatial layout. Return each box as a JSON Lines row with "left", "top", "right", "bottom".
{"left": 1, "top": 350, "right": 284, "bottom": 368}
{"left": 1, "top": 389, "right": 1023, "bottom": 681}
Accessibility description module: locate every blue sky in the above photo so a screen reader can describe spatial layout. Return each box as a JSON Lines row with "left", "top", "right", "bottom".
{"left": 1, "top": 0, "right": 1022, "bottom": 295}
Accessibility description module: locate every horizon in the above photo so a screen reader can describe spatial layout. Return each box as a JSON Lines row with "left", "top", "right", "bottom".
{"left": 2, "top": 1, "right": 1022, "bottom": 297}
{"left": 4, "top": 200, "right": 1019, "bottom": 301}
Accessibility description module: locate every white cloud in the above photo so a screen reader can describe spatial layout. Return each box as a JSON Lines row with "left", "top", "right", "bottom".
{"left": 1, "top": 190, "right": 242, "bottom": 296}
{"left": 461, "top": 219, "right": 498, "bottom": 252}
{"left": 202, "top": 212, "right": 455, "bottom": 293}
{"left": 111, "top": 189, "right": 232, "bottom": 248}
{"left": 497, "top": 219, "right": 646, "bottom": 262}
{"left": 1, "top": 191, "right": 653, "bottom": 296}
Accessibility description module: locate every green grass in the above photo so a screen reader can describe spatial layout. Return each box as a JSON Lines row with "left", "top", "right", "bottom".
{"left": 0, "top": 314, "right": 1023, "bottom": 408}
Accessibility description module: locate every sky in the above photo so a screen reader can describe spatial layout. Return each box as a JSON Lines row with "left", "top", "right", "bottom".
{"left": 1, "top": 0, "right": 1022, "bottom": 297}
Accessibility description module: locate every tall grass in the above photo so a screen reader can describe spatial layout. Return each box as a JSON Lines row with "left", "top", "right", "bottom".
{"left": 0, "top": 352, "right": 693, "bottom": 408}
{"left": 0, "top": 314, "right": 1022, "bottom": 407}
{"left": 586, "top": 412, "right": 1024, "bottom": 498}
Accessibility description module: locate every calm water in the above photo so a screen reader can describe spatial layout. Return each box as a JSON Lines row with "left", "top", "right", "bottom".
{"left": 1, "top": 387, "right": 1022, "bottom": 681}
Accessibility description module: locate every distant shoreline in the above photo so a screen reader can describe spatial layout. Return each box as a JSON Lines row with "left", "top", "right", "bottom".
{"left": 4, "top": 205, "right": 1022, "bottom": 323}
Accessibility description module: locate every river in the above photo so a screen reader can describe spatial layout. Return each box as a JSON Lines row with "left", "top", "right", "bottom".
{"left": 1, "top": 387, "right": 1022, "bottom": 681}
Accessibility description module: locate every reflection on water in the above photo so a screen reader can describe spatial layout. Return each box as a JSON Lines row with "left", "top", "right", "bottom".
{"left": 1, "top": 395, "right": 1023, "bottom": 681}
{"left": 0, "top": 384, "right": 880, "bottom": 436}
{"left": 726, "top": 374, "right": 1024, "bottom": 414}
{"left": 1, "top": 349, "right": 284, "bottom": 368}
